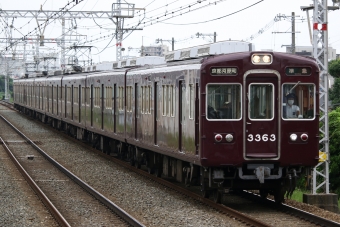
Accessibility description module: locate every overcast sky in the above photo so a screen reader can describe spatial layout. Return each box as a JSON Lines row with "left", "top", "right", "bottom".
{"left": 1, "top": 0, "right": 340, "bottom": 63}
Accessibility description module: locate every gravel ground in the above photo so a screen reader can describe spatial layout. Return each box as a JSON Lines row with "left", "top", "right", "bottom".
{"left": 2, "top": 105, "right": 340, "bottom": 226}
{"left": 0, "top": 108, "right": 244, "bottom": 226}
{"left": 0, "top": 142, "right": 58, "bottom": 227}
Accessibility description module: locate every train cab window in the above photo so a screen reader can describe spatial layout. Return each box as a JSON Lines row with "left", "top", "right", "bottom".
{"left": 206, "top": 84, "right": 241, "bottom": 120}
{"left": 249, "top": 83, "right": 274, "bottom": 120}
{"left": 282, "top": 83, "right": 315, "bottom": 120}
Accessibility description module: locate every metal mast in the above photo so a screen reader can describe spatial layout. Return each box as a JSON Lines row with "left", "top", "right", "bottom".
{"left": 311, "top": 0, "right": 339, "bottom": 194}
{"left": 111, "top": 1, "right": 136, "bottom": 61}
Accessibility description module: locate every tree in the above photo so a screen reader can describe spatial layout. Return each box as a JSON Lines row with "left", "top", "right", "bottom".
{"left": 328, "top": 108, "right": 340, "bottom": 195}
{"left": 329, "top": 59, "right": 340, "bottom": 78}
{"left": 329, "top": 78, "right": 340, "bottom": 107}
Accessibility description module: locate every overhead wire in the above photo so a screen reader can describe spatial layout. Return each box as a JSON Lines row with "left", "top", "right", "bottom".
{"left": 157, "top": 0, "right": 263, "bottom": 25}
{"left": 1, "top": 0, "right": 86, "bottom": 54}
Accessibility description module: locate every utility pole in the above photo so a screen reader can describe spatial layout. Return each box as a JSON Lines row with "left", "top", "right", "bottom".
{"left": 273, "top": 13, "right": 300, "bottom": 54}
{"left": 111, "top": 1, "right": 144, "bottom": 61}
{"left": 299, "top": 1, "right": 340, "bottom": 213}
{"left": 301, "top": 1, "right": 338, "bottom": 196}
{"left": 155, "top": 38, "right": 175, "bottom": 51}
{"left": 196, "top": 32, "right": 217, "bottom": 42}
{"left": 0, "top": 8, "right": 136, "bottom": 70}
{"left": 292, "top": 12, "right": 295, "bottom": 54}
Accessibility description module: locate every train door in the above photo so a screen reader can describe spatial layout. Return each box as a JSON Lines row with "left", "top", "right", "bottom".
{"left": 64, "top": 85, "right": 67, "bottom": 118}
{"left": 245, "top": 73, "right": 279, "bottom": 158}
{"left": 91, "top": 84, "right": 94, "bottom": 127}
{"left": 154, "top": 82, "right": 158, "bottom": 145}
{"left": 71, "top": 85, "right": 74, "bottom": 120}
{"left": 178, "top": 80, "right": 184, "bottom": 151}
{"left": 101, "top": 84, "right": 104, "bottom": 130}
{"left": 195, "top": 83, "right": 199, "bottom": 155}
{"left": 134, "top": 83, "right": 138, "bottom": 140}
{"left": 114, "top": 84, "right": 117, "bottom": 133}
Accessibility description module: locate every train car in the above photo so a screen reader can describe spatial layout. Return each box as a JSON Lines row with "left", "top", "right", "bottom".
{"left": 13, "top": 51, "right": 319, "bottom": 203}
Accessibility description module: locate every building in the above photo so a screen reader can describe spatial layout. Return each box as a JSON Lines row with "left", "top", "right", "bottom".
{"left": 285, "top": 46, "right": 337, "bottom": 61}
{"left": 141, "top": 45, "right": 169, "bottom": 57}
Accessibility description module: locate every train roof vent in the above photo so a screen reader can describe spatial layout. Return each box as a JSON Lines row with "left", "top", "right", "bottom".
{"left": 54, "top": 70, "right": 62, "bottom": 76}
{"left": 197, "top": 47, "right": 210, "bottom": 57}
{"left": 165, "top": 53, "right": 174, "bottom": 61}
{"left": 112, "top": 63, "right": 118, "bottom": 69}
{"left": 121, "top": 61, "right": 127, "bottom": 67}
{"left": 130, "top": 59, "right": 136, "bottom": 66}
{"left": 180, "top": 50, "right": 190, "bottom": 60}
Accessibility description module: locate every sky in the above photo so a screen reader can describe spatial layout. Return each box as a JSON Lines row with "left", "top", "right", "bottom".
{"left": 1, "top": 0, "right": 340, "bottom": 65}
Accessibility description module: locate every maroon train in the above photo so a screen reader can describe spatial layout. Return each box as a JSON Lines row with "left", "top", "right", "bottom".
{"left": 14, "top": 51, "right": 319, "bottom": 203}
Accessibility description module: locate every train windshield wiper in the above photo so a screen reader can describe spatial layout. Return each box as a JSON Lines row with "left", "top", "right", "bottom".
{"left": 287, "top": 81, "right": 301, "bottom": 96}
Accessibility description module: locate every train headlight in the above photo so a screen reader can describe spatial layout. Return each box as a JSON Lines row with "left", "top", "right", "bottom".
{"left": 290, "top": 133, "right": 297, "bottom": 141}
{"left": 251, "top": 54, "right": 272, "bottom": 65}
{"left": 301, "top": 133, "right": 308, "bottom": 141}
{"left": 252, "top": 55, "right": 261, "bottom": 63}
{"left": 225, "top": 134, "right": 233, "bottom": 142}
{"left": 262, "top": 55, "right": 271, "bottom": 63}
{"left": 215, "top": 134, "right": 223, "bottom": 142}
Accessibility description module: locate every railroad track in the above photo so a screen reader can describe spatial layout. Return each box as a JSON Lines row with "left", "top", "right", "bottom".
{"left": 0, "top": 112, "right": 145, "bottom": 227}
{"left": 1, "top": 102, "right": 340, "bottom": 227}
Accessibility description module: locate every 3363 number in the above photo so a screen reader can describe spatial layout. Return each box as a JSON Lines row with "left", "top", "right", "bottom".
{"left": 247, "top": 134, "right": 276, "bottom": 142}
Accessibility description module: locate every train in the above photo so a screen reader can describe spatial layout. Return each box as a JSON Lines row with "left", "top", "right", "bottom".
{"left": 13, "top": 49, "right": 319, "bottom": 203}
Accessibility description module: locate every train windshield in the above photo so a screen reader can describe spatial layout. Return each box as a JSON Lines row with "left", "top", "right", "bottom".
{"left": 282, "top": 83, "right": 315, "bottom": 120}
{"left": 206, "top": 84, "right": 241, "bottom": 120}
{"left": 248, "top": 83, "right": 274, "bottom": 120}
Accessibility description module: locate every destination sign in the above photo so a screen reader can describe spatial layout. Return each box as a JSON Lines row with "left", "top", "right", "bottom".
{"left": 210, "top": 67, "right": 237, "bottom": 76}
{"left": 286, "top": 67, "right": 311, "bottom": 76}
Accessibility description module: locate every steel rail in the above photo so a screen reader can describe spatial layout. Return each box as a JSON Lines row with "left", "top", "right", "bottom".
{"left": 83, "top": 146, "right": 271, "bottom": 227}
{"left": 0, "top": 136, "right": 71, "bottom": 227}
{"left": 242, "top": 191, "right": 340, "bottom": 227}
{"left": 0, "top": 114, "right": 145, "bottom": 227}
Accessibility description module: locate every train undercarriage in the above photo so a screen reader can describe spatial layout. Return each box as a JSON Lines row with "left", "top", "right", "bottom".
{"left": 17, "top": 105, "right": 305, "bottom": 204}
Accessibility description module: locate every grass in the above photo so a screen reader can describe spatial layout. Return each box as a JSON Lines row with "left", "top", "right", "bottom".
{"left": 290, "top": 188, "right": 340, "bottom": 207}
{"left": 0, "top": 92, "right": 13, "bottom": 103}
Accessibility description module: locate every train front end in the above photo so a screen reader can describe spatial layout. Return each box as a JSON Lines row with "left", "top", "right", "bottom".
{"left": 199, "top": 52, "right": 319, "bottom": 202}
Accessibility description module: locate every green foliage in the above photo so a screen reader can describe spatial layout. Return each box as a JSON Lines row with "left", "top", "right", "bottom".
{"left": 329, "top": 59, "right": 340, "bottom": 78}
{"left": 0, "top": 75, "right": 13, "bottom": 94}
{"left": 329, "top": 108, "right": 340, "bottom": 195}
{"left": 329, "top": 78, "right": 340, "bottom": 106}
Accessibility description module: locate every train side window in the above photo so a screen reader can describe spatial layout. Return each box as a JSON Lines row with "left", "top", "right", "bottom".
{"left": 162, "top": 85, "right": 167, "bottom": 116}
{"left": 189, "top": 84, "right": 194, "bottom": 119}
{"left": 282, "top": 83, "right": 315, "bottom": 120}
{"left": 249, "top": 83, "right": 274, "bottom": 120}
{"left": 206, "top": 84, "right": 241, "bottom": 120}
{"left": 170, "top": 85, "right": 174, "bottom": 117}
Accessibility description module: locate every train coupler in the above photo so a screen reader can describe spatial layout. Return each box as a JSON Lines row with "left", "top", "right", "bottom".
{"left": 254, "top": 166, "right": 271, "bottom": 184}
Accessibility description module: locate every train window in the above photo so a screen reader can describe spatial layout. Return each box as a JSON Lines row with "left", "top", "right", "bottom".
{"left": 127, "top": 86, "right": 132, "bottom": 112}
{"left": 105, "top": 87, "right": 112, "bottom": 109}
{"left": 74, "top": 87, "right": 78, "bottom": 105}
{"left": 94, "top": 87, "right": 100, "bottom": 107}
{"left": 141, "top": 86, "right": 145, "bottom": 114}
{"left": 81, "top": 87, "right": 85, "bottom": 106}
{"left": 189, "top": 84, "right": 194, "bottom": 119}
{"left": 85, "top": 87, "right": 90, "bottom": 106}
{"left": 162, "top": 85, "right": 167, "bottom": 116}
{"left": 170, "top": 85, "right": 175, "bottom": 117}
{"left": 282, "top": 83, "right": 315, "bottom": 120}
{"left": 206, "top": 84, "right": 241, "bottom": 120}
{"left": 67, "top": 86, "right": 71, "bottom": 103}
{"left": 249, "top": 83, "right": 274, "bottom": 120}
{"left": 118, "top": 86, "right": 124, "bottom": 111}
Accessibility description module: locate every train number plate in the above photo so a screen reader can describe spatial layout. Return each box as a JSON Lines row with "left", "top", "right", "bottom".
{"left": 247, "top": 134, "right": 276, "bottom": 142}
